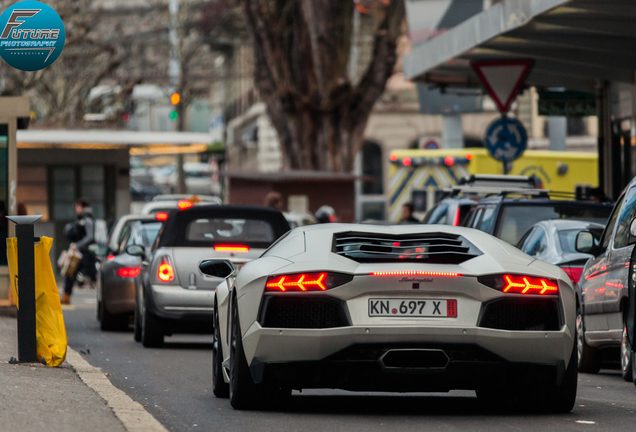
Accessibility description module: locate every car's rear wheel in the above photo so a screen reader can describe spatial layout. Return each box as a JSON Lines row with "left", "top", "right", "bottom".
{"left": 213, "top": 300, "right": 229, "bottom": 398}
{"left": 621, "top": 323, "right": 633, "bottom": 381}
{"left": 133, "top": 301, "right": 142, "bottom": 342}
{"left": 99, "top": 299, "right": 120, "bottom": 331}
{"left": 229, "top": 298, "right": 261, "bottom": 410}
{"left": 576, "top": 310, "right": 601, "bottom": 373}
{"left": 141, "top": 303, "right": 164, "bottom": 348}
{"left": 632, "top": 351, "right": 636, "bottom": 387}
{"left": 543, "top": 341, "right": 578, "bottom": 413}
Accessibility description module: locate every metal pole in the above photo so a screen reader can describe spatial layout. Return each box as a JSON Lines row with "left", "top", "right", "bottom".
{"left": 7, "top": 215, "right": 41, "bottom": 363}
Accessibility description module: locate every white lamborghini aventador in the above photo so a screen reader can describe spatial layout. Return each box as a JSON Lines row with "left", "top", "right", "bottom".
{"left": 199, "top": 223, "right": 577, "bottom": 412}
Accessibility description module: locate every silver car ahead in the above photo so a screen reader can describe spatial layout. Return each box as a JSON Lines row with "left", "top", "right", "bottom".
{"left": 128, "top": 205, "right": 290, "bottom": 347}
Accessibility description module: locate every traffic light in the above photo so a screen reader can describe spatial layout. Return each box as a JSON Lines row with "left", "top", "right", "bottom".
{"left": 170, "top": 92, "right": 180, "bottom": 120}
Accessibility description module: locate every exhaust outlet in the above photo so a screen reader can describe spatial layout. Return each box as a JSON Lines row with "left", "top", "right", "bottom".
{"left": 380, "top": 349, "right": 449, "bottom": 369}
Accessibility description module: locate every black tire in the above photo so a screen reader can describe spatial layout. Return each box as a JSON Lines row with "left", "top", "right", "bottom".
{"left": 632, "top": 351, "right": 636, "bottom": 387}
{"left": 99, "top": 300, "right": 119, "bottom": 331}
{"left": 544, "top": 341, "right": 578, "bottom": 413}
{"left": 621, "top": 324, "right": 633, "bottom": 382}
{"left": 141, "top": 304, "right": 164, "bottom": 348}
{"left": 229, "top": 298, "right": 261, "bottom": 410}
{"left": 213, "top": 300, "right": 229, "bottom": 398}
{"left": 133, "top": 302, "right": 142, "bottom": 342}
{"left": 576, "top": 309, "right": 601, "bottom": 373}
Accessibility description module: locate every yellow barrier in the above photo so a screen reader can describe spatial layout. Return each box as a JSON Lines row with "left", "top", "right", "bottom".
{"left": 7, "top": 237, "right": 67, "bottom": 367}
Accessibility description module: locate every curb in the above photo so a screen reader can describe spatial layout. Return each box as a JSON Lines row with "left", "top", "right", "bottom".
{"left": 65, "top": 347, "right": 169, "bottom": 432}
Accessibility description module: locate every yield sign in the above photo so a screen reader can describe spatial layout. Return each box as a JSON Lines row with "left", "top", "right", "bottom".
{"left": 471, "top": 60, "right": 534, "bottom": 114}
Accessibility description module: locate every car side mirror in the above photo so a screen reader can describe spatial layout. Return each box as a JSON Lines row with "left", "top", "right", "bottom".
{"left": 575, "top": 231, "right": 596, "bottom": 255}
{"left": 630, "top": 218, "right": 636, "bottom": 238}
{"left": 199, "top": 259, "right": 234, "bottom": 279}
{"left": 126, "top": 244, "right": 146, "bottom": 258}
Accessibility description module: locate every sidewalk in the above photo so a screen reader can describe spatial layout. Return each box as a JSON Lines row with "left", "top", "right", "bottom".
{"left": 0, "top": 316, "right": 127, "bottom": 432}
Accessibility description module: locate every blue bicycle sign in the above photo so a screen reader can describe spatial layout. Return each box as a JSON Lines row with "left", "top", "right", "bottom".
{"left": 484, "top": 117, "right": 528, "bottom": 162}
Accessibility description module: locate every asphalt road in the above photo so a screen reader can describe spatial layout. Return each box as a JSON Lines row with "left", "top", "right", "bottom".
{"left": 64, "top": 289, "right": 636, "bottom": 432}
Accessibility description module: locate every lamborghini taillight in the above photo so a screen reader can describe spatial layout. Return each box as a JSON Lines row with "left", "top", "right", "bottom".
{"left": 158, "top": 257, "right": 175, "bottom": 283}
{"left": 478, "top": 274, "right": 559, "bottom": 295}
{"left": 265, "top": 272, "right": 353, "bottom": 292}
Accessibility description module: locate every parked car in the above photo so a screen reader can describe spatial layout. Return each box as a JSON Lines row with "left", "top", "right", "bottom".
{"left": 283, "top": 211, "right": 316, "bottom": 229}
{"left": 97, "top": 216, "right": 162, "bottom": 330}
{"left": 422, "top": 196, "right": 477, "bottom": 226}
{"left": 127, "top": 205, "right": 290, "bottom": 347}
{"left": 464, "top": 193, "right": 613, "bottom": 246}
{"left": 140, "top": 194, "right": 222, "bottom": 216}
{"left": 422, "top": 175, "right": 537, "bottom": 226}
{"left": 201, "top": 223, "right": 577, "bottom": 412}
{"left": 575, "top": 182, "right": 636, "bottom": 382}
{"left": 516, "top": 220, "right": 604, "bottom": 284}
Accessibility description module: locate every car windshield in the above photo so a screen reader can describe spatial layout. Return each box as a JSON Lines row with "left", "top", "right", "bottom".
{"left": 185, "top": 218, "right": 275, "bottom": 245}
{"left": 497, "top": 204, "right": 611, "bottom": 245}
{"left": 558, "top": 227, "right": 604, "bottom": 254}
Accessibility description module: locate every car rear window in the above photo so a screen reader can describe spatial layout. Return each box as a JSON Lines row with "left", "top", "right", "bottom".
{"left": 423, "top": 204, "right": 448, "bottom": 224}
{"left": 497, "top": 204, "right": 611, "bottom": 245}
{"left": 156, "top": 206, "right": 290, "bottom": 249}
{"left": 558, "top": 227, "right": 603, "bottom": 254}
{"left": 140, "top": 222, "right": 162, "bottom": 246}
{"left": 186, "top": 218, "right": 275, "bottom": 243}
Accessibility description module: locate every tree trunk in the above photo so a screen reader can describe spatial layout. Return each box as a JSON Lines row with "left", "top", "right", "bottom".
{"left": 240, "top": 0, "right": 404, "bottom": 172}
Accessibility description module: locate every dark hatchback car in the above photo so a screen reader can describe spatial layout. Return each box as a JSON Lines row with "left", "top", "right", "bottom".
{"left": 464, "top": 194, "right": 613, "bottom": 246}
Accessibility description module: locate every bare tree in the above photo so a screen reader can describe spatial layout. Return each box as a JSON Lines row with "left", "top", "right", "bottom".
{"left": 239, "top": 0, "right": 405, "bottom": 172}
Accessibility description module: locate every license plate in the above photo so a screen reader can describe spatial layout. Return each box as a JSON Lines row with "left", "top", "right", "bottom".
{"left": 368, "top": 299, "right": 457, "bottom": 317}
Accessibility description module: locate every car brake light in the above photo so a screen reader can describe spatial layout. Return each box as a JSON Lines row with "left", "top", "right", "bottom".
{"left": 156, "top": 212, "right": 169, "bottom": 221}
{"left": 265, "top": 272, "right": 353, "bottom": 292}
{"left": 453, "top": 209, "right": 461, "bottom": 226}
{"left": 117, "top": 267, "right": 141, "bottom": 278}
{"left": 561, "top": 267, "right": 583, "bottom": 284}
{"left": 106, "top": 254, "right": 115, "bottom": 261}
{"left": 158, "top": 258, "right": 175, "bottom": 282}
{"left": 177, "top": 200, "right": 194, "bottom": 210}
{"left": 478, "top": 274, "right": 558, "bottom": 295}
{"left": 214, "top": 244, "right": 249, "bottom": 253}
{"left": 371, "top": 271, "right": 461, "bottom": 277}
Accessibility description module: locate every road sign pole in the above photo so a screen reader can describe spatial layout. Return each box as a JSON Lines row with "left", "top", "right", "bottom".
{"left": 7, "top": 215, "right": 42, "bottom": 363}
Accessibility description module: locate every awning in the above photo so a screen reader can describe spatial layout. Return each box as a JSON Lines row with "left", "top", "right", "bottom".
{"left": 403, "top": 0, "right": 636, "bottom": 93}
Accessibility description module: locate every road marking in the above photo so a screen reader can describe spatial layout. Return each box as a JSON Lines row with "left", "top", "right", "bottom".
{"left": 66, "top": 348, "right": 168, "bottom": 432}
{"left": 575, "top": 420, "right": 596, "bottom": 425}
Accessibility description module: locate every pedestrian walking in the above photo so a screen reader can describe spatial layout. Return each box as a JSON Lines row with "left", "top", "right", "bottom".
{"left": 400, "top": 202, "right": 420, "bottom": 224}
{"left": 264, "top": 192, "right": 284, "bottom": 211}
{"left": 61, "top": 198, "right": 97, "bottom": 305}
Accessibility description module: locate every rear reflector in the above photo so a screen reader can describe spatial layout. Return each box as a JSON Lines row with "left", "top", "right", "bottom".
{"left": 561, "top": 267, "right": 583, "bottom": 284}
{"left": 158, "top": 258, "right": 175, "bottom": 282}
{"left": 177, "top": 200, "right": 194, "bottom": 210}
{"left": 371, "top": 271, "right": 461, "bottom": 277}
{"left": 117, "top": 267, "right": 141, "bottom": 278}
{"left": 265, "top": 272, "right": 353, "bottom": 292}
{"left": 214, "top": 245, "right": 249, "bottom": 253}
{"left": 156, "top": 212, "right": 169, "bottom": 221}
{"left": 106, "top": 255, "right": 115, "bottom": 261}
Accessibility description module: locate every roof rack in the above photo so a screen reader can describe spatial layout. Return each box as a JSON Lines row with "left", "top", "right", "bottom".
{"left": 457, "top": 174, "right": 536, "bottom": 189}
